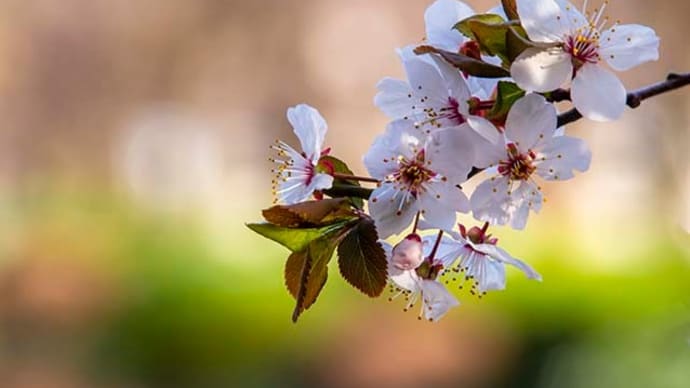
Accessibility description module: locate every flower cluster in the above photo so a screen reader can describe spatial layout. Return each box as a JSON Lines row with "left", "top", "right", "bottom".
{"left": 253, "top": 0, "right": 660, "bottom": 322}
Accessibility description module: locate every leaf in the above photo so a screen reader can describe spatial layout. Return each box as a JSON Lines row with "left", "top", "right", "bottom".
{"left": 337, "top": 218, "right": 388, "bottom": 297}
{"left": 246, "top": 221, "right": 349, "bottom": 252}
{"left": 289, "top": 235, "right": 340, "bottom": 322}
{"left": 453, "top": 14, "right": 506, "bottom": 39}
{"left": 486, "top": 81, "right": 526, "bottom": 123}
{"left": 414, "top": 45, "right": 510, "bottom": 78}
{"left": 501, "top": 0, "right": 519, "bottom": 21}
{"left": 318, "top": 155, "right": 365, "bottom": 209}
{"left": 262, "top": 198, "right": 356, "bottom": 227}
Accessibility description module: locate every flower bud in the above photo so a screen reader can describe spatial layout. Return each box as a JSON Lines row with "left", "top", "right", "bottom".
{"left": 391, "top": 233, "right": 424, "bottom": 270}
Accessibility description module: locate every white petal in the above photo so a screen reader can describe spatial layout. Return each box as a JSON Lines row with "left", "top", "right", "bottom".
{"left": 504, "top": 94, "right": 558, "bottom": 152}
{"left": 536, "top": 135, "right": 591, "bottom": 181}
{"left": 517, "top": 0, "right": 584, "bottom": 43}
{"left": 571, "top": 63, "right": 626, "bottom": 122}
{"left": 374, "top": 77, "right": 416, "bottom": 119}
{"left": 363, "top": 120, "right": 423, "bottom": 179}
{"left": 511, "top": 48, "right": 573, "bottom": 92}
{"left": 430, "top": 55, "right": 471, "bottom": 105}
{"left": 476, "top": 256, "right": 507, "bottom": 292}
{"left": 420, "top": 280, "right": 460, "bottom": 321}
{"left": 306, "top": 173, "right": 334, "bottom": 193}
{"left": 470, "top": 175, "right": 512, "bottom": 226}
{"left": 599, "top": 24, "right": 660, "bottom": 71}
{"left": 507, "top": 181, "right": 543, "bottom": 230}
{"left": 287, "top": 104, "right": 327, "bottom": 161}
{"left": 427, "top": 125, "right": 476, "bottom": 180}
{"left": 479, "top": 244, "right": 542, "bottom": 281}
{"left": 389, "top": 266, "right": 421, "bottom": 292}
{"left": 466, "top": 115, "right": 501, "bottom": 144}
{"left": 424, "top": 0, "right": 474, "bottom": 52}
{"left": 368, "top": 184, "right": 419, "bottom": 239}
{"left": 403, "top": 57, "right": 450, "bottom": 107}
{"left": 472, "top": 134, "right": 507, "bottom": 169}
{"left": 425, "top": 236, "right": 464, "bottom": 268}
{"left": 419, "top": 182, "right": 467, "bottom": 230}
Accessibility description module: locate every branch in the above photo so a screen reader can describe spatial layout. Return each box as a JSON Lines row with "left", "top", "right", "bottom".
{"left": 324, "top": 72, "right": 690, "bottom": 200}
{"left": 557, "top": 72, "right": 690, "bottom": 127}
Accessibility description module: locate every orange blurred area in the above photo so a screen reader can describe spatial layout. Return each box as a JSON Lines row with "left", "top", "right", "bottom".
{"left": 0, "top": 1, "right": 688, "bottom": 387}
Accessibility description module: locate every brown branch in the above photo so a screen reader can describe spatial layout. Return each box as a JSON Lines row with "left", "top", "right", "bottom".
{"left": 325, "top": 72, "right": 690, "bottom": 200}
{"left": 557, "top": 72, "right": 690, "bottom": 127}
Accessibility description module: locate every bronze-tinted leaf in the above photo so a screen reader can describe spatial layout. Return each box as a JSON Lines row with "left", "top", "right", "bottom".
{"left": 290, "top": 236, "right": 340, "bottom": 323}
{"left": 337, "top": 218, "right": 388, "bottom": 298}
{"left": 318, "top": 155, "right": 365, "bottom": 209}
{"left": 262, "top": 198, "right": 356, "bottom": 228}
{"left": 415, "top": 45, "right": 510, "bottom": 78}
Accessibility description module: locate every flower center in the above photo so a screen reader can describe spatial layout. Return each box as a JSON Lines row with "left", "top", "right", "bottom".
{"left": 498, "top": 143, "right": 536, "bottom": 181}
{"left": 564, "top": 32, "right": 600, "bottom": 69}
{"left": 392, "top": 150, "right": 437, "bottom": 196}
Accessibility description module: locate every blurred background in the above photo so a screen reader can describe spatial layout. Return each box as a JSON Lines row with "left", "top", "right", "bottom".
{"left": 0, "top": 0, "right": 688, "bottom": 387}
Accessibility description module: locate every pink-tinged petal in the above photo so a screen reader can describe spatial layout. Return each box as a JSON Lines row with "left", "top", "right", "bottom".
{"left": 517, "top": 0, "right": 581, "bottom": 43}
{"left": 470, "top": 175, "right": 512, "bottom": 226}
{"left": 374, "top": 77, "right": 416, "bottom": 119}
{"left": 307, "top": 173, "right": 334, "bottom": 193}
{"left": 368, "top": 184, "right": 419, "bottom": 239}
{"left": 476, "top": 257, "right": 507, "bottom": 292}
{"left": 505, "top": 94, "right": 558, "bottom": 152}
{"left": 571, "top": 63, "right": 626, "bottom": 122}
{"left": 535, "top": 135, "right": 591, "bottom": 181}
{"left": 479, "top": 244, "right": 542, "bottom": 281}
{"left": 427, "top": 125, "right": 476, "bottom": 180}
{"left": 425, "top": 0, "right": 475, "bottom": 52}
{"left": 511, "top": 48, "right": 572, "bottom": 92}
{"left": 391, "top": 235, "right": 425, "bottom": 271}
{"left": 599, "top": 24, "right": 660, "bottom": 71}
{"left": 287, "top": 104, "right": 327, "bottom": 161}
{"left": 420, "top": 280, "right": 460, "bottom": 321}
{"left": 403, "top": 57, "right": 450, "bottom": 107}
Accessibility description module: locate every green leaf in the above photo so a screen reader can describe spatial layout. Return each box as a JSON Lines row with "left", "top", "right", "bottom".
{"left": 318, "top": 155, "right": 365, "bottom": 209}
{"left": 486, "top": 81, "right": 526, "bottom": 123}
{"left": 337, "top": 218, "right": 388, "bottom": 298}
{"left": 246, "top": 221, "right": 349, "bottom": 252}
{"left": 414, "top": 45, "right": 510, "bottom": 78}
{"left": 501, "top": 0, "right": 519, "bottom": 21}
{"left": 262, "top": 198, "right": 356, "bottom": 228}
{"left": 288, "top": 235, "right": 340, "bottom": 322}
{"left": 453, "top": 14, "right": 507, "bottom": 39}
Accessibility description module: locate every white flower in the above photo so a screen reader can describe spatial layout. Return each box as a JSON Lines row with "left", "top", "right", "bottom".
{"left": 364, "top": 120, "right": 476, "bottom": 238}
{"left": 270, "top": 104, "right": 334, "bottom": 204}
{"left": 374, "top": 56, "right": 498, "bottom": 140}
{"left": 470, "top": 94, "right": 591, "bottom": 229}
{"left": 511, "top": 0, "right": 660, "bottom": 121}
{"left": 384, "top": 234, "right": 460, "bottom": 321}
{"left": 424, "top": 0, "right": 476, "bottom": 53}
{"left": 436, "top": 223, "right": 542, "bottom": 294}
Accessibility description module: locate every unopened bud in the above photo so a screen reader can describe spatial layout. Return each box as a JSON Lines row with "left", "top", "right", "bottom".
{"left": 391, "top": 233, "right": 424, "bottom": 270}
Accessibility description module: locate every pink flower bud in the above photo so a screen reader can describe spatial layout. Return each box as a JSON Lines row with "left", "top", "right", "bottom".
{"left": 391, "top": 234, "right": 424, "bottom": 270}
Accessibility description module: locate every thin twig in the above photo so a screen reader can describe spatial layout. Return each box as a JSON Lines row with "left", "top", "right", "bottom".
{"left": 557, "top": 72, "right": 690, "bottom": 127}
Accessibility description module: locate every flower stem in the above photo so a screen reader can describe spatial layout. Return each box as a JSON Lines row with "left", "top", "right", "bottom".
{"left": 427, "top": 230, "right": 444, "bottom": 262}
{"left": 412, "top": 212, "right": 421, "bottom": 234}
{"left": 332, "top": 172, "right": 380, "bottom": 183}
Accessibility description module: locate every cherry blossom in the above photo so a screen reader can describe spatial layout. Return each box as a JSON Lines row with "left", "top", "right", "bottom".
{"left": 436, "top": 223, "right": 542, "bottom": 294}
{"left": 270, "top": 104, "right": 333, "bottom": 204}
{"left": 470, "top": 94, "right": 591, "bottom": 229}
{"left": 364, "top": 120, "right": 476, "bottom": 238}
{"left": 384, "top": 233, "right": 460, "bottom": 321}
{"left": 374, "top": 56, "right": 498, "bottom": 141}
{"left": 511, "top": 0, "right": 660, "bottom": 121}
